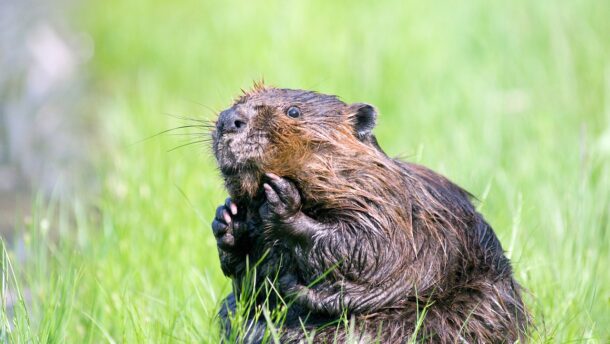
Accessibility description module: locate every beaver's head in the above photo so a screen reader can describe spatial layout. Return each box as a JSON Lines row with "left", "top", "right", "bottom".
{"left": 212, "top": 84, "right": 380, "bottom": 201}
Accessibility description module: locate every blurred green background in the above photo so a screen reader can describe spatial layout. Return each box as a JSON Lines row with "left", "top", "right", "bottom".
{"left": 1, "top": 0, "right": 609, "bottom": 342}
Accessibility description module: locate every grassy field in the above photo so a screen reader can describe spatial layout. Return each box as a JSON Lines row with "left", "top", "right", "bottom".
{"left": 2, "top": 0, "right": 609, "bottom": 342}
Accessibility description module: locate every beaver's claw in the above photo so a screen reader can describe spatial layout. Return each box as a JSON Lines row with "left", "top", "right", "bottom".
{"left": 259, "top": 173, "right": 302, "bottom": 223}
{"left": 212, "top": 197, "right": 246, "bottom": 251}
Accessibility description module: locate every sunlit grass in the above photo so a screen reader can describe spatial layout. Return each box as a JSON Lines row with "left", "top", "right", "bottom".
{"left": 1, "top": 0, "right": 609, "bottom": 342}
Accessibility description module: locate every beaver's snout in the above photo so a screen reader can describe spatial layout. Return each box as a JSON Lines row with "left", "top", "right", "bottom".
{"left": 217, "top": 108, "right": 248, "bottom": 135}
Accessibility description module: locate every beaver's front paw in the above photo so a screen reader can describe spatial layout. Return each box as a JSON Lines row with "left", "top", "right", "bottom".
{"left": 212, "top": 198, "right": 250, "bottom": 277}
{"left": 259, "top": 173, "right": 302, "bottom": 228}
{"left": 212, "top": 197, "right": 244, "bottom": 251}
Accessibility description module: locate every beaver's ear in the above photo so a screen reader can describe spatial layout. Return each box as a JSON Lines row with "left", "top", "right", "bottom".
{"left": 348, "top": 103, "right": 377, "bottom": 139}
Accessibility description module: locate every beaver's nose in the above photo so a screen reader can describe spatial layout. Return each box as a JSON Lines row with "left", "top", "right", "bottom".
{"left": 218, "top": 108, "right": 248, "bottom": 134}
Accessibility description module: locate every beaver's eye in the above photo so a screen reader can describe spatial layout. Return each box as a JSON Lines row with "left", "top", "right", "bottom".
{"left": 286, "top": 106, "right": 301, "bottom": 118}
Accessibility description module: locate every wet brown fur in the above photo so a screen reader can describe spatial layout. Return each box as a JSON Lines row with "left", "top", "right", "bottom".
{"left": 212, "top": 83, "right": 530, "bottom": 343}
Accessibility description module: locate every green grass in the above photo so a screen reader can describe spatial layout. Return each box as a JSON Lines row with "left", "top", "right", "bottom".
{"left": 2, "top": 0, "right": 609, "bottom": 342}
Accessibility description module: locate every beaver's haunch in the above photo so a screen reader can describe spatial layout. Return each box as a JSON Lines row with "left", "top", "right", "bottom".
{"left": 210, "top": 84, "right": 529, "bottom": 343}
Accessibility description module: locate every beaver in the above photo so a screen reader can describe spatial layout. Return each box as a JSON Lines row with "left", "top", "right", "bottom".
{"left": 210, "top": 83, "right": 529, "bottom": 343}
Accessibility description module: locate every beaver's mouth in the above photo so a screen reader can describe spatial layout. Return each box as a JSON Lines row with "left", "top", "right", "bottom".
{"left": 213, "top": 139, "right": 263, "bottom": 181}
{"left": 212, "top": 125, "right": 268, "bottom": 174}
